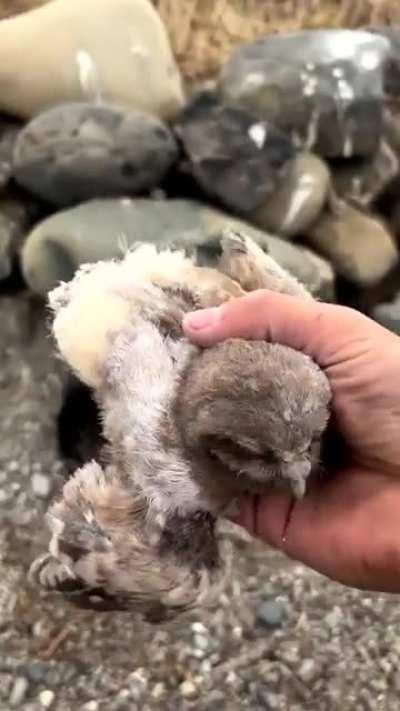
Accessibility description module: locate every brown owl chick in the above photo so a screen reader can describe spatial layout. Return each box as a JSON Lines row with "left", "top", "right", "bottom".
{"left": 29, "top": 230, "right": 331, "bottom": 620}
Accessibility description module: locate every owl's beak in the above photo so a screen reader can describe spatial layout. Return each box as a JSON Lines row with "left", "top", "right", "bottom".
{"left": 282, "top": 459, "right": 311, "bottom": 498}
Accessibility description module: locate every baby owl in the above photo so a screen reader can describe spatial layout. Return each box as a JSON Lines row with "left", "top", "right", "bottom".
{"left": 30, "top": 230, "right": 331, "bottom": 621}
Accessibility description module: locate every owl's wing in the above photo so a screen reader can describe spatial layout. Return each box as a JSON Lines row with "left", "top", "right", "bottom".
{"left": 29, "top": 461, "right": 230, "bottom": 622}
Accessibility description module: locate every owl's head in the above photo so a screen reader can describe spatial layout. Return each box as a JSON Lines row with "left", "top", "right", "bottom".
{"left": 176, "top": 340, "right": 331, "bottom": 498}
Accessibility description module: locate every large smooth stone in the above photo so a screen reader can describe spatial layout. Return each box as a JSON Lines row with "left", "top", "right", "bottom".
{"left": 308, "top": 202, "right": 398, "bottom": 286}
{"left": 21, "top": 197, "right": 335, "bottom": 300}
{"left": 251, "top": 152, "right": 330, "bottom": 237}
{"left": 366, "top": 27, "right": 400, "bottom": 98}
{"left": 175, "top": 91, "right": 294, "bottom": 213}
{"left": 331, "top": 139, "right": 399, "bottom": 208}
{"left": 13, "top": 103, "right": 179, "bottom": 206}
{"left": 219, "top": 30, "right": 390, "bottom": 158}
{"left": 0, "top": 0, "right": 184, "bottom": 120}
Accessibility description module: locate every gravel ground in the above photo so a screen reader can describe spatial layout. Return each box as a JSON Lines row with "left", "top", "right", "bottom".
{"left": 1, "top": 292, "right": 400, "bottom": 711}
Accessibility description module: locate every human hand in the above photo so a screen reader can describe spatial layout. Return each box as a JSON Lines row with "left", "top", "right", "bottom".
{"left": 183, "top": 291, "right": 400, "bottom": 592}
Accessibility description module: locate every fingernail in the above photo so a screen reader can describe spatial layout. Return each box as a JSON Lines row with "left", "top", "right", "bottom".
{"left": 183, "top": 307, "right": 221, "bottom": 331}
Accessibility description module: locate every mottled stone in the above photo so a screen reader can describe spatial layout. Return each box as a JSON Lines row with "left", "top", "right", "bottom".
{"left": 14, "top": 103, "right": 178, "bottom": 206}
{"left": 372, "top": 293, "right": 400, "bottom": 334}
{"left": 308, "top": 201, "right": 398, "bottom": 286}
{"left": 0, "top": 119, "right": 20, "bottom": 190}
{"left": 0, "top": 0, "right": 184, "bottom": 121}
{"left": 0, "top": 195, "right": 33, "bottom": 281}
{"left": 219, "top": 30, "right": 390, "bottom": 158}
{"left": 175, "top": 91, "right": 294, "bottom": 212}
{"left": 21, "top": 197, "right": 335, "bottom": 300}
{"left": 331, "top": 139, "right": 399, "bottom": 208}
{"left": 252, "top": 152, "right": 330, "bottom": 237}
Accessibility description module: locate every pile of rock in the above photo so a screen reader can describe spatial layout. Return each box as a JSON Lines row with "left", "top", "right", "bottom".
{"left": 2, "top": 0, "right": 400, "bottom": 332}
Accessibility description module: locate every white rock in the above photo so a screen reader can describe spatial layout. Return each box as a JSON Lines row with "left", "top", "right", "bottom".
{"left": 0, "top": 0, "right": 184, "bottom": 120}
{"left": 194, "top": 634, "right": 209, "bottom": 651}
{"left": 31, "top": 472, "right": 52, "bottom": 498}
{"left": 9, "top": 677, "right": 29, "bottom": 707}
{"left": 82, "top": 702, "right": 99, "bottom": 711}
{"left": 151, "top": 682, "right": 166, "bottom": 700}
{"left": 191, "top": 621, "right": 208, "bottom": 635}
{"left": 39, "top": 690, "right": 55, "bottom": 708}
{"left": 180, "top": 680, "right": 198, "bottom": 699}
{"left": 298, "top": 658, "right": 318, "bottom": 683}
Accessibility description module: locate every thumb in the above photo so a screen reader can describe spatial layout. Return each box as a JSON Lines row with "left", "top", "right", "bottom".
{"left": 183, "top": 289, "right": 384, "bottom": 369}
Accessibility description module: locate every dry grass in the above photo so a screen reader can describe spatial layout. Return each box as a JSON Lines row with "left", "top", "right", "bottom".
{"left": 0, "top": 0, "right": 399, "bottom": 80}
{"left": 155, "top": 0, "right": 400, "bottom": 79}
{"left": 0, "top": 0, "right": 46, "bottom": 18}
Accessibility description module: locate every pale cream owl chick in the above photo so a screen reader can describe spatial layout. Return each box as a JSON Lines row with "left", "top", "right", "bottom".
{"left": 30, "top": 231, "right": 331, "bottom": 619}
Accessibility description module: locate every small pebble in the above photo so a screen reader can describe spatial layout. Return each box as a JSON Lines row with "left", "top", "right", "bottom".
{"left": 232, "top": 626, "right": 243, "bottom": 640}
{"left": 191, "top": 622, "right": 208, "bottom": 635}
{"left": 0, "top": 489, "right": 11, "bottom": 503}
{"left": 25, "top": 662, "right": 49, "bottom": 683}
{"left": 257, "top": 601, "right": 285, "bottom": 628}
{"left": 193, "top": 634, "right": 209, "bottom": 651}
{"left": 201, "top": 660, "right": 212, "bottom": 675}
{"left": 39, "top": 689, "right": 55, "bottom": 708}
{"left": 128, "top": 668, "right": 148, "bottom": 702}
{"left": 151, "top": 682, "right": 166, "bottom": 700}
{"left": 226, "top": 670, "right": 238, "bottom": 685}
{"left": 180, "top": 680, "right": 198, "bottom": 699}
{"left": 9, "top": 676, "right": 29, "bottom": 707}
{"left": 82, "top": 702, "right": 99, "bottom": 711}
{"left": 298, "top": 658, "right": 318, "bottom": 683}
{"left": 31, "top": 473, "right": 52, "bottom": 498}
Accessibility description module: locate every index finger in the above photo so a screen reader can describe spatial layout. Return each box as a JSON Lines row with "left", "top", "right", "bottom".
{"left": 183, "top": 290, "right": 390, "bottom": 369}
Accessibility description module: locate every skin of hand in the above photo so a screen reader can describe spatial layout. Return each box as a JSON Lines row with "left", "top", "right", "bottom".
{"left": 183, "top": 290, "right": 400, "bottom": 593}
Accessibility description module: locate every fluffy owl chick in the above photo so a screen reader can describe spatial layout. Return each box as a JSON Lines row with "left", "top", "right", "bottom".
{"left": 30, "top": 230, "right": 331, "bottom": 618}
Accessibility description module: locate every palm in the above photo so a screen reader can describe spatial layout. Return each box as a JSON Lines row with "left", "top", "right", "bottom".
{"left": 242, "top": 467, "right": 400, "bottom": 593}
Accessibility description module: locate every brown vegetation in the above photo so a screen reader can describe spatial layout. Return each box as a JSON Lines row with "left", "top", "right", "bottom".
{"left": 155, "top": 0, "right": 400, "bottom": 79}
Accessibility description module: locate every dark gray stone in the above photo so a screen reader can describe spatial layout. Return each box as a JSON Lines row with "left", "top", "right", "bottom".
{"left": 175, "top": 91, "right": 295, "bottom": 213}
{"left": 24, "top": 662, "right": 50, "bottom": 684}
{"left": 366, "top": 26, "right": 400, "bottom": 98}
{"left": 257, "top": 601, "right": 286, "bottom": 628}
{"left": 219, "top": 30, "right": 390, "bottom": 158}
{"left": 13, "top": 103, "right": 179, "bottom": 206}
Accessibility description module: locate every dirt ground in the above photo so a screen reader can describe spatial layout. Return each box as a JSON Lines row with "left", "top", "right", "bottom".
{"left": 1, "top": 293, "right": 400, "bottom": 711}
